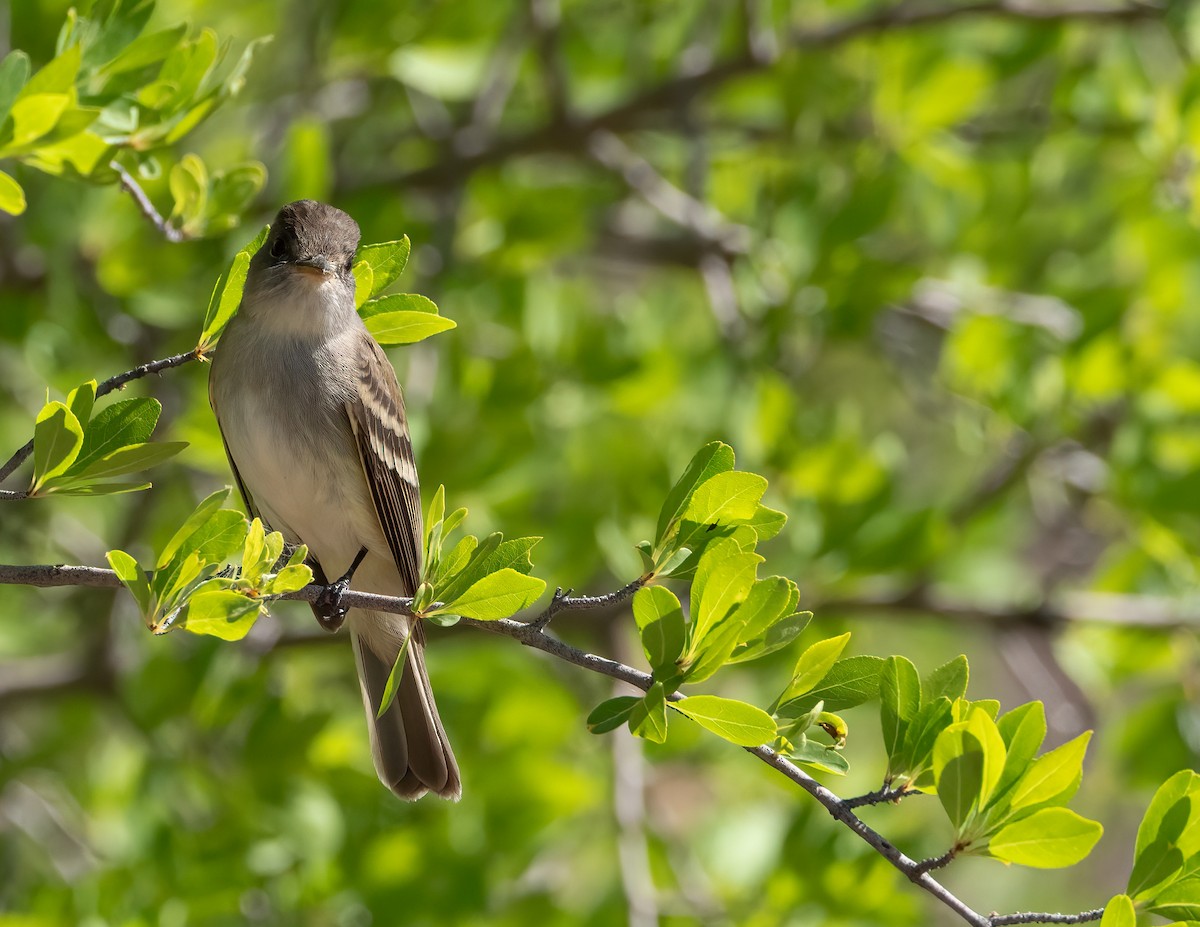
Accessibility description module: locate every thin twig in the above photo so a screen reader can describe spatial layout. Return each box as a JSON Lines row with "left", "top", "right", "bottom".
{"left": 530, "top": 576, "right": 646, "bottom": 630}
{"left": 0, "top": 561, "right": 1108, "bottom": 926}
{"left": 110, "top": 161, "right": 189, "bottom": 243}
{"left": 990, "top": 911, "right": 1105, "bottom": 926}
{"left": 0, "top": 350, "right": 201, "bottom": 488}
{"left": 843, "top": 783, "right": 920, "bottom": 809}
{"left": 913, "top": 846, "right": 958, "bottom": 874}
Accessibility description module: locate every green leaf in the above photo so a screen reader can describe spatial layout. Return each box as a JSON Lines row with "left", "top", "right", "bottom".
{"left": 99, "top": 25, "right": 188, "bottom": 76}
{"left": 261, "top": 563, "right": 313, "bottom": 595}
{"left": 987, "top": 808, "right": 1103, "bottom": 868}
{"left": 995, "top": 701, "right": 1047, "bottom": 799}
{"left": 734, "top": 576, "right": 800, "bottom": 646}
{"left": 587, "top": 696, "right": 639, "bottom": 734}
{"left": 776, "top": 655, "right": 884, "bottom": 711}
{"left": 653, "top": 545, "right": 692, "bottom": 577}
{"left": 353, "top": 260, "right": 373, "bottom": 308}
{"left": 966, "top": 708, "right": 1007, "bottom": 810}
{"left": 1100, "top": 895, "right": 1136, "bottom": 927}
{"left": 880, "top": 655, "right": 921, "bottom": 765}
{"left": 0, "top": 170, "right": 25, "bottom": 215}
{"left": 781, "top": 632, "right": 852, "bottom": 703}
{"left": 655, "top": 441, "right": 735, "bottom": 546}
{"left": 241, "top": 518, "right": 267, "bottom": 581}
{"left": 198, "top": 225, "right": 269, "bottom": 349}
{"left": 897, "top": 696, "right": 954, "bottom": 783}
{"left": 787, "top": 738, "right": 850, "bottom": 775}
{"left": 924, "top": 655, "right": 969, "bottom": 703}
{"left": 23, "top": 44, "right": 79, "bottom": 96}
{"left": 746, "top": 504, "right": 787, "bottom": 541}
{"left": 30, "top": 401, "right": 84, "bottom": 491}
{"left": 436, "top": 568, "right": 545, "bottom": 620}
{"left": 75, "top": 397, "right": 162, "bottom": 473}
{"left": 935, "top": 731, "right": 986, "bottom": 830}
{"left": 1136, "top": 771, "right": 1200, "bottom": 865}
{"left": 6, "top": 93, "right": 68, "bottom": 148}
{"left": 682, "top": 471, "right": 768, "bottom": 529}
{"left": 629, "top": 682, "right": 668, "bottom": 743}
{"left": 168, "top": 153, "right": 207, "bottom": 228}
{"left": 376, "top": 626, "right": 415, "bottom": 719}
{"left": 157, "top": 489, "right": 231, "bottom": 569}
{"left": 728, "top": 611, "right": 812, "bottom": 665}
{"left": 1007, "top": 731, "right": 1091, "bottom": 814}
{"left": 181, "top": 590, "right": 262, "bottom": 641}
{"left": 365, "top": 309, "right": 456, "bottom": 345}
{"left": 357, "top": 237, "right": 412, "bottom": 296}
{"left": 472, "top": 537, "right": 542, "bottom": 577}
{"left": 1147, "top": 876, "right": 1200, "bottom": 920}
{"left": 0, "top": 51, "right": 31, "bottom": 128}
{"left": 65, "top": 380, "right": 96, "bottom": 429}
{"left": 674, "top": 695, "right": 775, "bottom": 747}
{"left": 59, "top": 441, "right": 186, "bottom": 482}
{"left": 106, "top": 549, "right": 151, "bottom": 616}
{"left": 689, "top": 545, "right": 761, "bottom": 652}
{"left": 632, "top": 586, "right": 686, "bottom": 678}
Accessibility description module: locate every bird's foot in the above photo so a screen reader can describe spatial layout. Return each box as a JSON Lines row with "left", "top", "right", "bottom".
{"left": 311, "top": 547, "right": 368, "bottom": 633}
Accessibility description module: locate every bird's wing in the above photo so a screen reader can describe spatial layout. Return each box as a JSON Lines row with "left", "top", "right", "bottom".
{"left": 209, "top": 373, "right": 261, "bottom": 521}
{"left": 344, "top": 331, "right": 423, "bottom": 594}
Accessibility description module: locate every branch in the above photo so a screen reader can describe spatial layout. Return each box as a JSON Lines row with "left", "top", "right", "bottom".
{"left": 374, "top": 1, "right": 1162, "bottom": 192}
{"left": 990, "top": 912, "right": 1105, "bottom": 926}
{"left": 529, "top": 576, "right": 646, "bottom": 630}
{"left": 0, "top": 560, "right": 1107, "bottom": 926}
{"left": 0, "top": 350, "right": 201, "bottom": 487}
{"left": 110, "top": 161, "right": 190, "bottom": 243}
{"left": 842, "top": 783, "right": 920, "bottom": 809}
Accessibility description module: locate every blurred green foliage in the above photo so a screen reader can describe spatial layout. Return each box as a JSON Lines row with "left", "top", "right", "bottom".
{"left": 5, "top": 0, "right": 1200, "bottom": 924}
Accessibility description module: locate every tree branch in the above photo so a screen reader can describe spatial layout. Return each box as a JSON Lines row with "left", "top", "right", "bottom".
{"left": 990, "top": 911, "right": 1105, "bottom": 926}
{"left": 0, "top": 560, "right": 1108, "bottom": 926}
{"left": 842, "top": 783, "right": 920, "bottom": 809}
{"left": 110, "top": 161, "right": 190, "bottom": 243}
{"left": 0, "top": 350, "right": 202, "bottom": 488}
{"left": 372, "top": 0, "right": 1162, "bottom": 192}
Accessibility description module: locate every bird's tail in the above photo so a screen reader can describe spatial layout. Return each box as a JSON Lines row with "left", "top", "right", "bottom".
{"left": 349, "top": 613, "right": 461, "bottom": 801}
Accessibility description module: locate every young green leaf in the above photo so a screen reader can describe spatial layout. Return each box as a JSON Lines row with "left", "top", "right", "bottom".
{"left": 359, "top": 292, "right": 437, "bottom": 320}
{"left": 1007, "top": 731, "right": 1091, "bottom": 814}
{"left": 994, "top": 701, "right": 1047, "bottom": 799}
{"left": 632, "top": 586, "right": 686, "bottom": 678}
{"left": 587, "top": 696, "right": 639, "bottom": 734}
{"left": 682, "top": 471, "right": 768, "bottom": 530}
{"left": 655, "top": 441, "right": 735, "bottom": 546}
{"left": 30, "top": 401, "right": 83, "bottom": 491}
{"left": 59, "top": 440, "right": 187, "bottom": 483}
{"left": 106, "top": 548, "right": 151, "bottom": 616}
{"left": 357, "top": 237, "right": 411, "bottom": 296}
{"left": 66, "top": 380, "right": 96, "bottom": 428}
{"left": 1100, "top": 895, "right": 1136, "bottom": 927}
{"left": 74, "top": 397, "right": 162, "bottom": 473}
{"left": 198, "top": 225, "right": 269, "bottom": 349}
{"left": 689, "top": 547, "right": 761, "bottom": 653}
{"left": 365, "top": 311, "right": 456, "bottom": 345}
{"left": 733, "top": 576, "right": 799, "bottom": 644}
{"left": 1146, "top": 875, "right": 1200, "bottom": 921}
{"left": 780, "top": 632, "right": 852, "bottom": 704}
{"left": 0, "top": 169, "right": 25, "bottom": 214}
{"left": 376, "top": 626, "right": 414, "bottom": 719}
{"left": 156, "top": 489, "right": 231, "bottom": 568}
{"left": 787, "top": 738, "right": 850, "bottom": 775}
{"left": 987, "top": 808, "right": 1103, "bottom": 868}
{"left": 775, "top": 654, "right": 884, "bottom": 711}
{"left": 629, "top": 683, "right": 668, "bottom": 744}
{"left": 728, "top": 611, "right": 813, "bottom": 665}
{"left": 435, "top": 568, "right": 545, "bottom": 620}
{"left": 880, "top": 655, "right": 921, "bottom": 765}
{"left": 935, "top": 732, "right": 986, "bottom": 830}
{"left": 181, "top": 590, "right": 261, "bottom": 641}
{"left": 746, "top": 504, "right": 787, "bottom": 541}
{"left": 924, "top": 655, "right": 969, "bottom": 703}
{"left": 674, "top": 695, "right": 775, "bottom": 747}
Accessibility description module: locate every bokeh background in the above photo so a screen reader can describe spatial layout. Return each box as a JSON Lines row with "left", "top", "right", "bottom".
{"left": 3, "top": 0, "right": 1200, "bottom": 924}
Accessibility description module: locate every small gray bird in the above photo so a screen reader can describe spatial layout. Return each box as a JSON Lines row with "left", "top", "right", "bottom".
{"left": 209, "top": 200, "right": 460, "bottom": 800}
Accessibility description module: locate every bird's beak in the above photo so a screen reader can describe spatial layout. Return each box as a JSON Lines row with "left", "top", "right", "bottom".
{"left": 294, "top": 256, "right": 337, "bottom": 278}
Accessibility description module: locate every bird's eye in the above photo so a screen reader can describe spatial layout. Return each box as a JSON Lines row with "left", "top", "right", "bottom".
{"left": 269, "top": 236, "right": 287, "bottom": 259}
{"left": 344, "top": 257, "right": 354, "bottom": 275}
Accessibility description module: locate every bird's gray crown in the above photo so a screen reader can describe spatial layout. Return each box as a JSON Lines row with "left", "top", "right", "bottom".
{"left": 259, "top": 200, "right": 361, "bottom": 276}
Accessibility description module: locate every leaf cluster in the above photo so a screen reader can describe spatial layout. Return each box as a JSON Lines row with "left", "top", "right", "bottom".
{"left": 107, "top": 489, "right": 312, "bottom": 640}
{"left": 0, "top": 0, "right": 268, "bottom": 226}
{"left": 28, "top": 379, "right": 185, "bottom": 496}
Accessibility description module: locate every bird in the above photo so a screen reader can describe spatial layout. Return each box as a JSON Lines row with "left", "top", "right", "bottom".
{"left": 208, "top": 200, "right": 460, "bottom": 800}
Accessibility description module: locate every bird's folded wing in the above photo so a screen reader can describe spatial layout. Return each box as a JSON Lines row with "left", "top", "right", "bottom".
{"left": 209, "top": 375, "right": 261, "bottom": 521}
{"left": 344, "top": 332, "right": 423, "bottom": 594}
